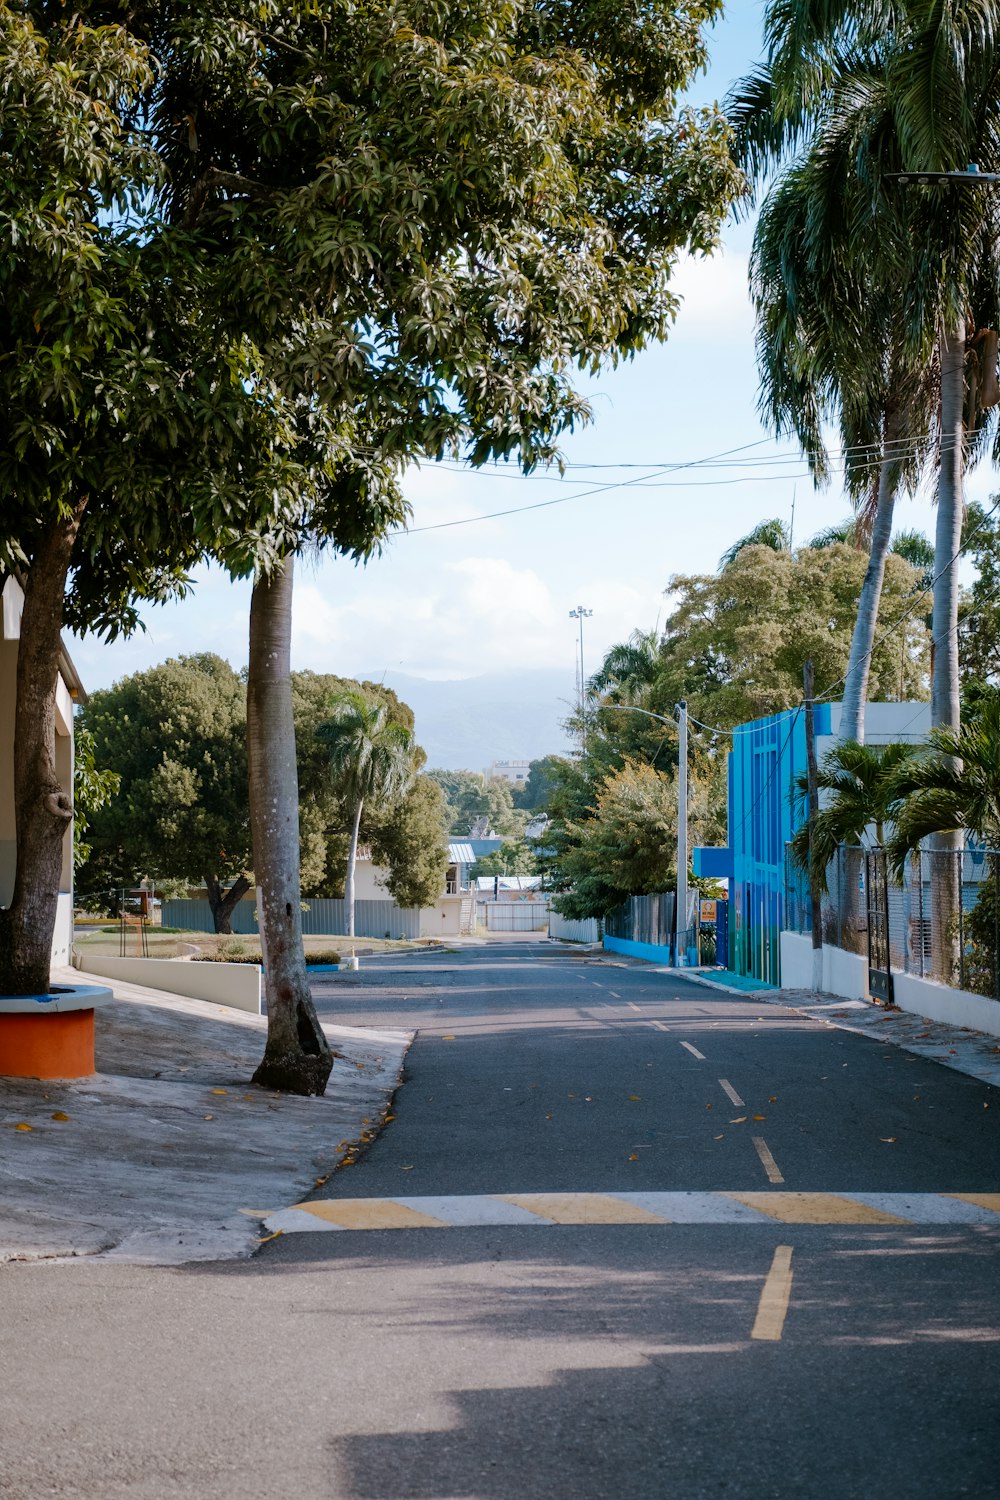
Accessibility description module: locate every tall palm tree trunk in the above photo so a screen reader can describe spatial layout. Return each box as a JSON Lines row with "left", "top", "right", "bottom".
{"left": 345, "top": 798, "right": 363, "bottom": 939}
{"left": 839, "top": 412, "right": 901, "bottom": 745}
{"left": 247, "top": 556, "right": 332, "bottom": 1095}
{"left": 0, "top": 503, "right": 86, "bottom": 996}
{"left": 929, "top": 326, "right": 966, "bottom": 982}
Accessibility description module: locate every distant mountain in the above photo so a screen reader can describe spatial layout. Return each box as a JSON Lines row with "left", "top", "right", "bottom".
{"left": 364, "top": 669, "right": 576, "bottom": 771}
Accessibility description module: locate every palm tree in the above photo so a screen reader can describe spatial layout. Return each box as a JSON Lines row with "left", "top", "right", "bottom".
{"left": 317, "top": 690, "right": 416, "bottom": 937}
{"left": 790, "top": 739, "right": 917, "bottom": 950}
{"left": 888, "top": 696, "right": 1000, "bottom": 863}
{"left": 588, "top": 628, "right": 661, "bottom": 700}
{"left": 733, "top": 1, "right": 1000, "bottom": 747}
{"left": 718, "top": 518, "right": 790, "bottom": 569}
{"left": 888, "top": 694, "right": 1000, "bottom": 983}
{"left": 738, "top": 79, "right": 934, "bottom": 746}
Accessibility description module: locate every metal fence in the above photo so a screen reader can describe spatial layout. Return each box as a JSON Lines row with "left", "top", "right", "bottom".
{"left": 784, "top": 843, "right": 1000, "bottom": 998}
{"left": 162, "top": 897, "right": 420, "bottom": 940}
{"left": 478, "top": 899, "right": 551, "bottom": 932}
{"left": 549, "top": 912, "right": 602, "bottom": 943}
{"left": 605, "top": 893, "right": 679, "bottom": 948}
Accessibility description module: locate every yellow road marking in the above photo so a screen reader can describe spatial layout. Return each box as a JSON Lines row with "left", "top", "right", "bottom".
{"left": 947, "top": 1193, "right": 1000, "bottom": 1214}
{"left": 751, "top": 1245, "right": 794, "bottom": 1341}
{"left": 499, "top": 1193, "right": 669, "bottom": 1225}
{"left": 294, "top": 1200, "right": 448, "bottom": 1229}
{"left": 725, "top": 1192, "right": 908, "bottom": 1224}
{"left": 751, "top": 1136, "right": 785, "bottom": 1184}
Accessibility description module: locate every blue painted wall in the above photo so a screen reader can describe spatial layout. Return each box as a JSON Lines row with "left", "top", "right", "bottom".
{"left": 726, "top": 704, "right": 830, "bottom": 985}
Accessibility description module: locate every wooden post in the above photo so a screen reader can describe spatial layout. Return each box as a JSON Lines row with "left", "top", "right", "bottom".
{"left": 803, "top": 662, "right": 823, "bottom": 991}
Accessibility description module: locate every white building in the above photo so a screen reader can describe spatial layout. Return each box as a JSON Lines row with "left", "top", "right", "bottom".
{"left": 484, "top": 759, "right": 531, "bottom": 786}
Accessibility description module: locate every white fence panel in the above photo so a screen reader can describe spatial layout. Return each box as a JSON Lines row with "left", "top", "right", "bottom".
{"left": 549, "top": 912, "right": 601, "bottom": 943}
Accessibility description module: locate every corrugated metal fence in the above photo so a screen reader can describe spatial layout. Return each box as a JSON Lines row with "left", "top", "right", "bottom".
{"left": 163, "top": 897, "right": 420, "bottom": 940}
{"left": 605, "top": 892, "right": 676, "bottom": 950}
{"left": 548, "top": 912, "right": 601, "bottom": 943}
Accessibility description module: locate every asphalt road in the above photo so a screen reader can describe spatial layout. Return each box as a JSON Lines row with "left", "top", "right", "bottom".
{"left": 4, "top": 942, "right": 1000, "bottom": 1499}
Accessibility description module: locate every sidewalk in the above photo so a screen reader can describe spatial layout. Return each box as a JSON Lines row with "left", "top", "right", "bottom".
{"left": 681, "top": 968, "right": 1000, "bottom": 1092}
{"left": 0, "top": 967, "right": 412, "bottom": 1266}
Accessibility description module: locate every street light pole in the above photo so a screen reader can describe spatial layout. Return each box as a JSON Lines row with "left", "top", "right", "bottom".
{"left": 676, "top": 699, "right": 688, "bottom": 966}
{"left": 568, "top": 605, "right": 592, "bottom": 755}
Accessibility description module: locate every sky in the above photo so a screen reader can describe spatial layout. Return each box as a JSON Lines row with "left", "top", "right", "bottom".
{"left": 70, "top": 4, "right": 998, "bottom": 704}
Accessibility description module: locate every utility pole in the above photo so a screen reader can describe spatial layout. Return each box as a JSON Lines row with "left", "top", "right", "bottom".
{"left": 803, "top": 661, "right": 823, "bottom": 991}
{"left": 569, "top": 605, "right": 592, "bottom": 755}
{"left": 676, "top": 699, "right": 688, "bottom": 967}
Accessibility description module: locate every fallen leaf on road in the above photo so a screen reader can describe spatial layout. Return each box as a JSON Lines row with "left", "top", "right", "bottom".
{"left": 752, "top": 1114, "right": 766, "bottom": 1121}
{"left": 730, "top": 1116, "right": 747, "bottom": 1124}
{"left": 51, "top": 1112, "right": 70, "bottom": 1122}
{"left": 384, "top": 1114, "right": 395, "bottom": 1122}
{"left": 628, "top": 1153, "right": 639, "bottom": 1162}
{"left": 203, "top": 1114, "right": 215, "bottom": 1121}
{"left": 441, "top": 1035, "right": 455, "bottom": 1040}
{"left": 705, "top": 1103, "right": 713, "bottom": 1110}
{"left": 210, "top": 1089, "right": 228, "bottom": 1096}
{"left": 768, "top": 1096, "right": 778, "bottom": 1103}
{"left": 880, "top": 1136, "right": 897, "bottom": 1143}
{"left": 715, "top": 1134, "right": 724, "bottom": 1140}
{"left": 401, "top": 1164, "right": 414, "bottom": 1171}
{"left": 14, "top": 1123, "right": 32, "bottom": 1132}
{"left": 628, "top": 1094, "right": 641, "bottom": 1101}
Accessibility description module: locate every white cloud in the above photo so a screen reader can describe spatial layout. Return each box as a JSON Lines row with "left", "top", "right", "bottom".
{"left": 290, "top": 556, "right": 658, "bottom": 681}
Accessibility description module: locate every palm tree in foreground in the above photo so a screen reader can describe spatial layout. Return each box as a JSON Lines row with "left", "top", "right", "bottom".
{"left": 318, "top": 690, "right": 416, "bottom": 938}
{"left": 791, "top": 739, "right": 917, "bottom": 951}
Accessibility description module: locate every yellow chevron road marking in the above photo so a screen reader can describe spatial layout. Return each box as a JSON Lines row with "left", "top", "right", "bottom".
{"left": 947, "top": 1193, "right": 1000, "bottom": 1214}
{"left": 499, "top": 1193, "right": 669, "bottom": 1225}
{"left": 294, "top": 1199, "right": 448, "bottom": 1230}
{"left": 724, "top": 1192, "right": 907, "bottom": 1225}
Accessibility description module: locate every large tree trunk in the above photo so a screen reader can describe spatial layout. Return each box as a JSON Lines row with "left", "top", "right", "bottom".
{"left": 839, "top": 412, "right": 901, "bottom": 745}
{"left": 0, "top": 505, "right": 86, "bottom": 996}
{"left": 247, "top": 556, "right": 332, "bottom": 1095}
{"left": 344, "top": 798, "right": 363, "bottom": 939}
{"left": 205, "top": 872, "right": 253, "bottom": 935}
{"left": 930, "top": 326, "right": 966, "bottom": 982}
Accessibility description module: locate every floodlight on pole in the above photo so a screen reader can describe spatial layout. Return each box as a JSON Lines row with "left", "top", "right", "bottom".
{"left": 569, "top": 605, "right": 593, "bottom": 753}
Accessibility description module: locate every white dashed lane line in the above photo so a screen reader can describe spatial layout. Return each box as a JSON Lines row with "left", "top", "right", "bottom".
{"left": 718, "top": 1078, "right": 745, "bottom": 1107}
{"left": 649, "top": 1020, "right": 671, "bottom": 1032}
{"left": 752, "top": 1136, "right": 785, "bottom": 1184}
{"left": 680, "top": 1041, "right": 706, "bottom": 1061}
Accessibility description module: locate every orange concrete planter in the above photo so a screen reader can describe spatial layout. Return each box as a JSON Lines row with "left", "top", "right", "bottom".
{"left": 0, "top": 985, "right": 113, "bottom": 1079}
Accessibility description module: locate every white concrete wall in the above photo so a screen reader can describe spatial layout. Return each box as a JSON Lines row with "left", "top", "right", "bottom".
{"left": 75, "top": 954, "right": 261, "bottom": 1014}
{"left": 418, "top": 896, "right": 465, "bottom": 937}
{"left": 779, "top": 931, "right": 869, "bottom": 999}
{"left": 892, "top": 971, "right": 1000, "bottom": 1038}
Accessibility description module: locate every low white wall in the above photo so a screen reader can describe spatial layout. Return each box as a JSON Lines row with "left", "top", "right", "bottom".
{"left": 892, "top": 971, "right": 1000, "bottom": 1038}
{"left": 824, "top": 943, "right": 869, "bottom": 1001}
{"left": 51, "top": 892, "right": 74, "bottom": 967}
{"left": 779, "top": 931, "right": 869, "bottom": 999}
{"left": 74, "top": 954, "right": 261, "bottom": 1014}
{"left": 550, "top": 913, "right": 601, "bottom": 943}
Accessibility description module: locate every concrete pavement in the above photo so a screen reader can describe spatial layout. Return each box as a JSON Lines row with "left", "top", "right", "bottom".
{"left": 0, "top": 965, "right": 412, "bottom": 1264}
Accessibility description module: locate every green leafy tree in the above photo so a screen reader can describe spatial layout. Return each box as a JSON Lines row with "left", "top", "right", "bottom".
{"left": 72, "top": 727, "right": 121, "bottom": 877}
{"left": 370, "top": 776, "right": 450, "bottom": 910}
{"left": 79, "top": 656, "right": 255, "bottom": 933}
{"left": 0, "top": 10, "right": 316, "bottom": 995}
{"left": 471, "top": 841, "right": 537, "bottom": 879}
{"left": 317, "top": 690, "right": 416, "bottom": 937}
{"left": 655, "top": 542, "right": 930, "bottom": 730}
{"left": 511, "top": 756, "right": 570, "bottom": 812}
{"left": 427, "top": 770, "right": 489, "bottom": 835}
{"left": 549, "top": 760, "right": 679, "bottom": 920}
